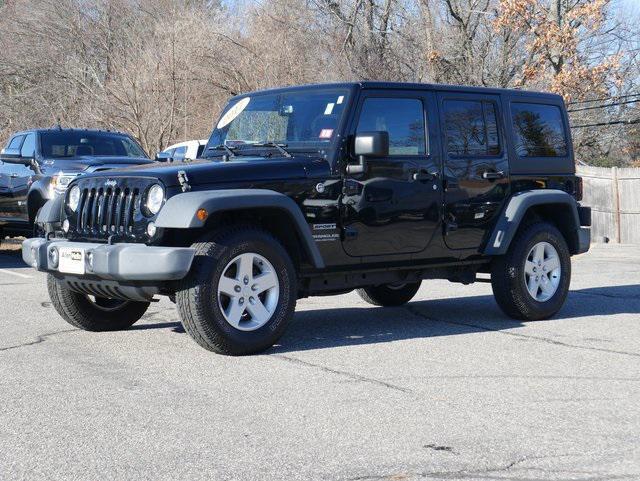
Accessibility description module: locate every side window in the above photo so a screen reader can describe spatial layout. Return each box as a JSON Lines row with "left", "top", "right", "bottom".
{"left": 173, "top": 146, "right": 188, "bottom": 161}
{"left": 511, "top": 103, "right": 568, "bottom": 157}
{"left": 196, "top": 144, "right": 205, "bottom": 158}
{"left": 20, "top": 134, "right": 36, "bottom": 158}
{"left": 444, "top": 100, "right": 500, "bottom": 156}
{"left": 356, "top": 98, "right": 426, "bottom": 156}
{"left": 7, "top": 135, "right": 25, "bottom": 150}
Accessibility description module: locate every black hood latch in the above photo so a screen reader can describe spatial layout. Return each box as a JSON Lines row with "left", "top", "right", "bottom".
{"left": 177, "top": 170, "right": 191, "bottom": 192}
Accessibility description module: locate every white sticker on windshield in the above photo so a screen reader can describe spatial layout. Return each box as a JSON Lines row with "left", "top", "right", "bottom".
{"left": 324, "top": 103, "right": 335, "bottom": 115}
{"left": 337, "top": 95, "right": 344, "bottom": 104}
{"left": 217, "top": 97, "right": 251, "bottom": 129}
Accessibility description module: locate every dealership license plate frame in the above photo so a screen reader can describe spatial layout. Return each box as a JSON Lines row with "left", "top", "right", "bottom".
{"left": 58, "top": 246, "right": 86, "bottom": 275}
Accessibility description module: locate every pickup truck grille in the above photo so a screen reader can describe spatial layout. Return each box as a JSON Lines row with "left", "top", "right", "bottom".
{"left": 76, "top": 187, "right": 139, "bottom": 235}
{"left": 66, "top": 176, "right": 158, "bottom": 242}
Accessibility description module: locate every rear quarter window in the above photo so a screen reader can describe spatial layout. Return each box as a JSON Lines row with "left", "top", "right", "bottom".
{"left": 511, "top": 103, "right": 568, "bottom": 157}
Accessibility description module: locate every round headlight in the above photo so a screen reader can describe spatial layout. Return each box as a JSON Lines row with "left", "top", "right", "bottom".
{"left": 68, "top": 185, "right": 81, "bottom": 212}
{"left": 145, "top": 184, "right": 164, "bottom": 215}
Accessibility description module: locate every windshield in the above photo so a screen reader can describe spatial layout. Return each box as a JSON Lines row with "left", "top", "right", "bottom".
{"left": 204, "top": 88, "right": 350, "bottom": 157}
{"left": 40, "top": 131, "right": 148, "bottom": 158}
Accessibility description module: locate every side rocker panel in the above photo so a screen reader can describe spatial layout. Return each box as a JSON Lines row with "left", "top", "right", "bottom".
{"left": 483, "top": 189, "right": 581, "bottom": 256}
{"left": 155, "top": 189, "right": 325, "bottom": 269}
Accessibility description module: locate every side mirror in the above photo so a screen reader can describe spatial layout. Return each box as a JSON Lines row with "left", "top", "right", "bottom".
{"left": 0, "top": 148, "right": 30, "bottom": 165}
{"left": 347, "top": 131, "right": 389, "bottom": 174}
{"left": 155, "top": 152, "right": 172, "bottom": 162}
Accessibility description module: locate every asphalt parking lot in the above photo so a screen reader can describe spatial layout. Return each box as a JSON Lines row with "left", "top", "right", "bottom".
{"left": 1, "top": 240, "right": 639, "bottom": 481}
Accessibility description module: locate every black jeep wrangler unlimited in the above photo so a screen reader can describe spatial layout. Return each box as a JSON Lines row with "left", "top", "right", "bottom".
{"left": 22, "top": 82, "right": 590, "bottom": 355}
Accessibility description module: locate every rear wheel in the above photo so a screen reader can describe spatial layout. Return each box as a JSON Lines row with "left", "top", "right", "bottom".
{"left": 47, "top": 275, "right": 150, "bottom": 330}
{"left": 491, "top": 222, "right": 571, "bottom": 320}
{"left": 176, "top": 227, "right": 297, "bottom": 355}
{"left": 357, "top": 281, "right": 422, "bottom": 307}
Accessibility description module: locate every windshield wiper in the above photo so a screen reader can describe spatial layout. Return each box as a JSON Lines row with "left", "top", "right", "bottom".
{"left": 251, "top": 142, "right": 292, "bottom": 158}
{"left": 206, "top": 144, "right": 236, "bottom": 159}
{"left": 205, "top": 144, "right": 239, "bottom": 162}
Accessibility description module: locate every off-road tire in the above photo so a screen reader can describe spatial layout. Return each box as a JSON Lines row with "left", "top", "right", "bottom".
{"left": 491, "top": 222, "right": 571, "bottom": 320}
{"left": 47, "top": 275, "right": 150, "bottom": 330}
{"left": 176, "top": 226, "right": 297, "bottom": 355}
{"left": 357, "top": 281, "right": 422, "bottom": 307}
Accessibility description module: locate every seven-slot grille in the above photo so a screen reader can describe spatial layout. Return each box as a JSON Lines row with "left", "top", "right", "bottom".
{"left": 76, "top": 186, "right": 139, "bottom": 236}
{"left": 69, "top": 177, "right": 158, "bottom": 240}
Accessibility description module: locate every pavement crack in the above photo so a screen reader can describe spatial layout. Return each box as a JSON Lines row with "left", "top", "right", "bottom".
{"left": 350, "top": 453, "right": 579, "bottom": 480}
{"left": 0, "top": 329, "right": 79, "bottom": 352}
{"left": 405, "top": 305, "right": 640, "bottom": 359}
{"left": 271, "top": 354, "right": 412, "bottom": 394}
{"left": 572, "top": 290, "right": 640, "bottom": 301}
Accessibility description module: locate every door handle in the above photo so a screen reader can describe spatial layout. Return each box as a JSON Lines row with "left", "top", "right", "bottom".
{"left": 481, "top": 170, "right": 505, "bottom": 180}
{"left": 10, "top": 173, "right": 19, "bottom": 178}
{"left": 412, "top": 169, "right": 437, "bottom": 182}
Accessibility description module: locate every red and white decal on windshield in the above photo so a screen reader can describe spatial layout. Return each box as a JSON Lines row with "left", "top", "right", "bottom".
{"left": 319, "top": 129, "right": 333, "bottom": 139}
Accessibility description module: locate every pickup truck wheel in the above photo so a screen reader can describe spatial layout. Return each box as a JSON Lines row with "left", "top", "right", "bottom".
{"left": 176, "top": 227, "right": 297, "bottom": 355}
{"left": 491, "top": 222, "right": 571, "bottom": 321}
{"left": 357, "top": 281, "right": 422, "bottom": 307}
{"left": 47, "top": 275, "right": 150, "bottom": 330}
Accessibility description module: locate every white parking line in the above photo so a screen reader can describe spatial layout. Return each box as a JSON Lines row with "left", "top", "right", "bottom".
{"left": 0, "top": 268, "right": 32, "bottom": 279}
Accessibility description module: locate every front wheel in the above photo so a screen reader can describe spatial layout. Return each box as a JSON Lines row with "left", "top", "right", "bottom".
{"left": 47, "top": 275, "right": 150, "bottom": 330}
{"left": 491, "top": 222, "right": 571, "bottom": 320}
{"left": 176, "top": 227, "right": 297, "bottom": 355}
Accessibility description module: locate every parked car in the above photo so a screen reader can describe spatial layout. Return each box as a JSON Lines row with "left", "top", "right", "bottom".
{"left": 0, "top": 128, "right": 154, "bottom": 238}
{"left": 156, "top": 139, "right": 207, "bottom": 162}
{"left": 23, "top": 82, "right": 591, "bottom": 355}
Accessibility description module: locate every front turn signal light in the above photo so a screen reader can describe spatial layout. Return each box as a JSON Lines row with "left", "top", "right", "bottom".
{"left": 196, "top": 209, "right": 208, "bottom": 222}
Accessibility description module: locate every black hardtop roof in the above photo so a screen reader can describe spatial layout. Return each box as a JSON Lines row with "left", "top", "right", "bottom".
{"left": 233, "top": 81, "right": 564, "bottom": 103}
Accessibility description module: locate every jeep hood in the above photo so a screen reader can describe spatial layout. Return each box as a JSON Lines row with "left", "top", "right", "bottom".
{"left": 83, "top": 157, "right": 311, "bottom": 188}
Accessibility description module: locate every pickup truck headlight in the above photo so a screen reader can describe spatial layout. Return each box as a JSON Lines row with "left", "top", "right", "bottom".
{"left": 145, "top": 184, "right": 164, "bottom": 215}
{"left": 68, "top": 185, "right": 81, "bottom": 212}
{"left": 52, "top": 172, "right": 80, "bottom": 194}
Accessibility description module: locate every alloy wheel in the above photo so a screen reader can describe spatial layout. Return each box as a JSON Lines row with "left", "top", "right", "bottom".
{"left": 523, "top": 241, "right": 561, "bottom": 302}
{"left": 217, "top": 252, "right": 280, "bottom": 331}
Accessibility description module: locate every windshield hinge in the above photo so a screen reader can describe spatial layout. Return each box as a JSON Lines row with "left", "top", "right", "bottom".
{"left": 177, "top": 170, "right": 191, "bottom": 192}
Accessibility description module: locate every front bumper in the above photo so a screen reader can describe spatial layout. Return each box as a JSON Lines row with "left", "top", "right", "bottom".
{"left": 22, "top": 238, "right": 195, "bottom": 282}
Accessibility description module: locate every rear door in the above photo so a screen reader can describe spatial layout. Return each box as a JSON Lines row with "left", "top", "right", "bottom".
{"left": 0, "top": 135, "right": 25, "bottom": 221}
{"left": 438, "top": 92, "right": 510, "bottom": 251}
{"left": 0, "top": 158, "right": 10, "bottom": 222}
{"left": 12, "top": 133, "right": 37, "bottom": 222}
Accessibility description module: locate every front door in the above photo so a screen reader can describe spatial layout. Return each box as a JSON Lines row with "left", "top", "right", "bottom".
{"left": 438, "top": 93, "right": 510, "bottom": 250}
{"left": 341, "top": 92, "right": 441, "bottom": 257}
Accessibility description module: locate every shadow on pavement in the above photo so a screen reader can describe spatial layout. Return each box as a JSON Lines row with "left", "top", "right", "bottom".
{"left": 131, "top": 284, "right": 640, "bottom": 353}
{"left": 272, "top": 284, "right": 640, "bottom": 353}
{"left": 0, "top": 240, "right": 26, "bottom": 269}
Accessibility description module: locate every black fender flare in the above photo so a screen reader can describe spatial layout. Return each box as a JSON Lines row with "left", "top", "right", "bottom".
{"left": 155, "top": 189, "right": 325, "bottom": 269}
{"left": 483, "top": 189, "right": 581, "bottom": 256}
{"left": 27, "top": 176, "right": 59, "bottom": 222}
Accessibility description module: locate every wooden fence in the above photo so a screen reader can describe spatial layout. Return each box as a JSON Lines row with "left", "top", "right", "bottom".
{"left": 577, "top": 165, "right": 640, "bottom": 244}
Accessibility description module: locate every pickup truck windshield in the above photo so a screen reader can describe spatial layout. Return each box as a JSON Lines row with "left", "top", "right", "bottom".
{"left": 40, "top": 131, "right": 148, "bottom": 158}
{"left": 205, "top": 88, "right": 349, "bottom": 157}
